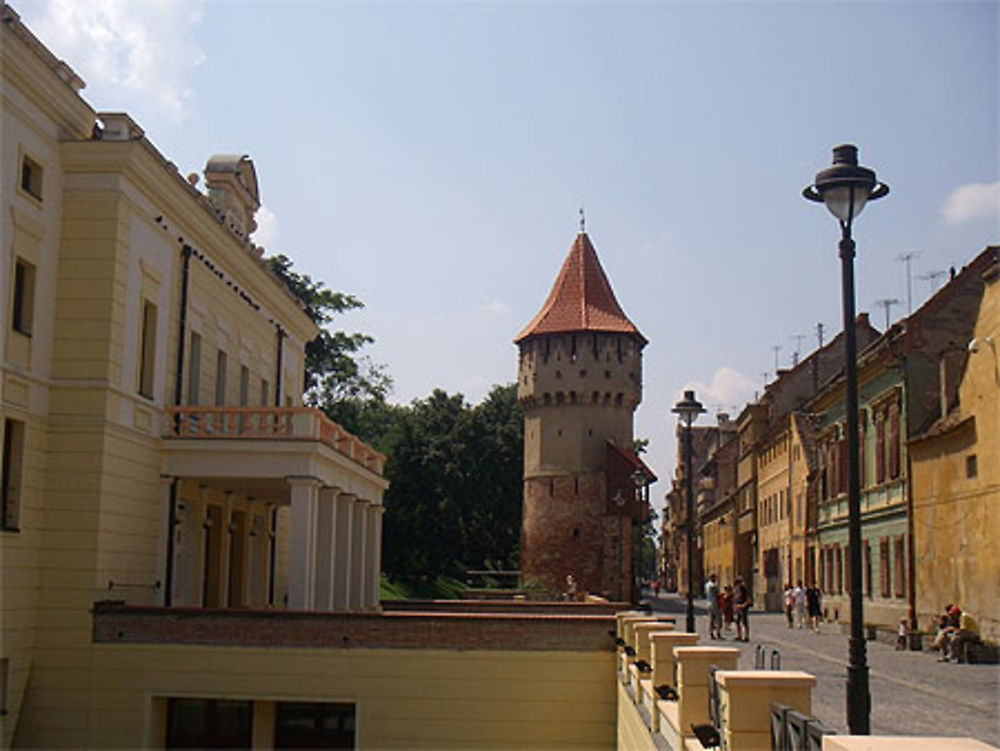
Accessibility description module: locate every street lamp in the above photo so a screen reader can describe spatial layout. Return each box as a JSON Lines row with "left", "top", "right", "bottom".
{"left": 632, "top": 468, "right": 648, "bottom": 603}
{"left": 613, "top": 489, "right": 626, "bottom": 602}
{"left": 804, "top": 143, "right": 888, "bottom": 736}
{"left": 673, "top": 389, "right": 705, "bottom": 633}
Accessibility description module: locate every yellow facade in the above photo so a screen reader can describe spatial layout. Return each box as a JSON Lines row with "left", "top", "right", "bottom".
{"left": 1, "top": 9, "right": 623, "bottom": 748}
{"left": 909, "top": 251, "right": 999, "bottom": 640}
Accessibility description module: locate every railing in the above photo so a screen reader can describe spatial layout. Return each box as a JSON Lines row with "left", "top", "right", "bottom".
{"left": 770, "top": 702, "right": 835, "bottom": 751}
{"left": 166, "top": 406, "right": 385, "bottom": 475}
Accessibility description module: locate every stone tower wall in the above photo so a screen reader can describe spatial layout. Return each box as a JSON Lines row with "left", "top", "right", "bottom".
{"left": 521, "top": 473, "right": 634, "bottom": 598}
{"left": 518, "top": 331, "right": 643, "bottom": 598}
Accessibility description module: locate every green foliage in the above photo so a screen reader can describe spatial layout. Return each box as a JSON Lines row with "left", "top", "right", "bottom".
{"left": 264, "top": 254, "right": 392, "bottom": 425}
{"left": 380, "top": 385, "right": 524, "bottom": 582}
{"left": 379, "top": 573, "right": 467, "bottom": 600}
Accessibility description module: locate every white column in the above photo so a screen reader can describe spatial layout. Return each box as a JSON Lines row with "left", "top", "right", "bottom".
{"left": 350, "top": 498, "right": 370, "bottom": 611}
{"left": 314, "top": 486, "right": 340, "bottom": 610}
{"left": 333, "top": 493, "right": 355, "bottom": 611}
{"left": 366, "top": 504, "right": 385, "bottom": 610}
{"left": 287, "top": 477, "right": 321, "bottom": 610}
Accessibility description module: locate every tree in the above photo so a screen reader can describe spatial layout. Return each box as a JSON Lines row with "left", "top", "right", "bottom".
{"left": 264, "top": 254, "right": 392, "bottom": 439}
{"left": 381, "top": 386, "right": 523, "bottom": 582}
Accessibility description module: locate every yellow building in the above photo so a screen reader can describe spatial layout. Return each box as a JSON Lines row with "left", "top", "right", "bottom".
{"left": 909, "top": 247, "right": 999, "bottom": 641}
{"left": 1, "top": 8, "right": 617, "bottom": 748}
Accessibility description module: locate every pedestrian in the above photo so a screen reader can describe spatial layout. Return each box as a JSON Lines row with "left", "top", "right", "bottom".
{"left": 721, "top": 585, "right": 734, "bottom": 637}
{"left": 895, "top": 618, "right": 908, "bottom": 650}
{"left": 705, "top": 573, "right": 721, "bottom": 639}
{"left": 733, "top": 577, "right": 752, "bottom": 641}
{"left": 806, "top": 585, "right": 822, "bottom": 633}
{"left": 784, "top": 583, "right": 795, "bottom": 628}
{"left": 794, "top": 580, "right": 807, "bottom": 629}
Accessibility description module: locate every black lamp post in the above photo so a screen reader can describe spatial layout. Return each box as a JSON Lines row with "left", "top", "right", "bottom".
{"left": 673, "top": 389, "right": 705, "bottom": 633}
{"left": 631, "top": 468, "right": 648, "bottom": 603}
{"left": 804, "top": 144, "right": 888, "bottom": 736}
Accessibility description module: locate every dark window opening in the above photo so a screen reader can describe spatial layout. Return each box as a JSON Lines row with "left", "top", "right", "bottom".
{"left": 138, "top": 300, "right": 157, "bottom": 399}
{"left": 572, "top": 528, "right": 580, "bottom": 540}
{"left": 165, "top": 698, "right": 252, "bottom": 749}
{"left": 11, "top": 258, "right": 35, "bottom": 336}
{"left": 2, "top": 419, "right": 25, "bottom": 531}
{"left": 275, "top": 702, "right": 355, "bottom": 749}
{"left": 19, "top": 155, "right": 43, "bottom": 200}
{"left": 966, "top": 454, "right": 978, "bottom": 479}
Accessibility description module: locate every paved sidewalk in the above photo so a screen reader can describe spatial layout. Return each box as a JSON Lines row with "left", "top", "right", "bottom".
{"left": 647, "top": 592, "right": 1000, "bottom": 746}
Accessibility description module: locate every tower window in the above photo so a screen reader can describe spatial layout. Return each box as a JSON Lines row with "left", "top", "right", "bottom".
{"left": 616, "top": 393, "right": 623, "bottom": 406}
{"left": 572, "top": 528, "right": 580, "bottom": 540}
{"left": 549, "top": 479, "right": 555, "bottom": 496}
{"left": 966, "top": 455, "right": 978, "bottom": 479}
{"left": 556, "top": 370, "right": 562, "bottom": 379}
{"left": 604, "top": 371, "right": 611, "bottom": 379}
{"left": 569, "top": 391, "right": 577, "bottom": 404}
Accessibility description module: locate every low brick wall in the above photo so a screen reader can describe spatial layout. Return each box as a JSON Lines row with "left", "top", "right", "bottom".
{"left": 93, "top": 601, "right": 616, "bottom": 651}
{"left": 382, "top": 598, "right": 624, "bottom": 615}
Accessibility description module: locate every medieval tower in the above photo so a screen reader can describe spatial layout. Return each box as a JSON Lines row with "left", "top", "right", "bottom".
{"left": 515, "top": 231, "right": 652, "bottom": 600}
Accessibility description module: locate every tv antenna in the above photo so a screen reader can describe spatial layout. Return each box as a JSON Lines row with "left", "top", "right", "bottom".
{"left": 896, "top": 251, "right": 921, "bottom": 314}
{"left": 874, "top": 298, "right": 900, "bottom": 330}
{"left": 918, "top": 270, "right": 946, "bottom": 295}
{"left": 790, "top": 334, "right": 805, "bottom": 367}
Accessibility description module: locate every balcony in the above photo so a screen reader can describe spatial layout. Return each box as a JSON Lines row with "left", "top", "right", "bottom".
{"left": 166, "top": 406, "right": 385, "bottom": 476}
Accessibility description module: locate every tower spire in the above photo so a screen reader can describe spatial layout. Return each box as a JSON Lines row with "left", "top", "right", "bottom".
{"left": 579, "top": 206, "right": 585, "bottom": 234}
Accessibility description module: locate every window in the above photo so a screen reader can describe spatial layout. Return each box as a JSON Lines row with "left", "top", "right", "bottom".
{"left": 0, "top": 657, "right": 8, "bottom": 716}
{"left": 2, "top": 419, "right": 25, "bottom": 531}
{"left": 894, "top": 536, "right": 906, "bottom": 598}
{"left": 19, "top": 154, "right": 43, "bottom": 200}
{"left": 274, "top": 702, "right": 355, "bottom": 750}
{"left": 875, "top": 411, "right": 886, "bottom": 484}
{"left": 835, "top": 545, "right": 843, "bottom": 594}
{"left": 880, "top": 538, "right": 891, "bottom": 598}
{"left": 11, "top": 258, "right": 35, "bottom": 335}
{"left": 239, "top": 365, "right": 250, "bottom": 406}
{"left": 138, "top": 300, "right": 157, "bottom": 398}
{"left": 966, "top": 454, "right": 978, "bottom": 479}
{"left": 215, "top": 350, "right": 228, "bottom": 406}
{"left": 187, "top": 332, "right": 202, "bottom": 405}
{"left": 863, "top": 541, "right": 872, "bottom": 598}
{"left": 260, "top": 378, "right": 270, "bottom": 407}
{"left": 165, "top": 698, "right": 252, "bottom": 748}
{"left": 888, "top": 404, "right": 901, "bottom": 480}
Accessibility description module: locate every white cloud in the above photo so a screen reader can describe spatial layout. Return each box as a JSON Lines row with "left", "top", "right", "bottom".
{"left": 251, "top": 205, "right": 279, "bottom": 249}
{"left": 942, "top": 182, "right": 1000, "bottom": 225}
{"left": 26, "top": 0, "right": 205, "bottom": 122}
{"left": 678, "top": 366, "right": 757, "bottom": 415}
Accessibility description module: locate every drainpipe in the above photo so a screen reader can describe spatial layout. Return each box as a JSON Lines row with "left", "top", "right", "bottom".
{"left": 164, "top": 244, "right": 191, "bottom": 608}
{"left": 164, "top": 478, "right": 178, "bottom": 607}
{"left": 274, "top": 327, "right": 286, "bottom": 407}
{"left": 902, "top": 354, "right": 918, "bottom": 633}
{"left": 174, "top": 244, "right": 192, "bottom": 407}
{"left": 268, "top": 506, "right": 277, "bottom": 605}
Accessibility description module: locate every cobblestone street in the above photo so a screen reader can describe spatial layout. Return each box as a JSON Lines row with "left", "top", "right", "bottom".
{"left": 648, "top": 592, "right": 1000, "bottom": 746}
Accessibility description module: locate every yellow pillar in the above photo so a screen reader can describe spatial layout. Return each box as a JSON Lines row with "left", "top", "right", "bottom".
{"left": 715, "top": 670, "right": 816, "bottom": 751}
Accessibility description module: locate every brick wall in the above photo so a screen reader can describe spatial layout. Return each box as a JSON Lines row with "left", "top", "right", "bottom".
{"left": 521, "top": 472, "right": 631, "bottom": 598}
{"left": 93, "top": 601, "right": 615, "bottom": 651}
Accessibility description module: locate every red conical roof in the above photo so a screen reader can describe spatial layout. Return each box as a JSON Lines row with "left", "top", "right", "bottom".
{"left": 515, "top": 232, "right": 646, "bottom": 344}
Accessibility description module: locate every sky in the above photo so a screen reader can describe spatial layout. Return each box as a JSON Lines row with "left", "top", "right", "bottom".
{"left": 19, "top": 0, "right": 999, "bottom": 509}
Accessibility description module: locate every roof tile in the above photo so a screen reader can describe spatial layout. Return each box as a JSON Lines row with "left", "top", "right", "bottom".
{"left": 515, "top": 232, "right": 645, "bottom": 343}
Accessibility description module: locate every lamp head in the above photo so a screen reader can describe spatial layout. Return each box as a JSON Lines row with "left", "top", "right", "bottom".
{"left": 672, "top": 389, "right": 706, "bottom": 426}
{"left": 803, "top": 144, "right": 889, "bottom": 224}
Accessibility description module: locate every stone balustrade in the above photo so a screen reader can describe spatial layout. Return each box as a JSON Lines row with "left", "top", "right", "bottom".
{"left": 716, "top": 670, "right": 816, "bottom": 750}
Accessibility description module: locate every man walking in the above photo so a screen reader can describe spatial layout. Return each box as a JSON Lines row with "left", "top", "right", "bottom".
{"left": 705, "top": 573, "right": 721, "bottom": 639}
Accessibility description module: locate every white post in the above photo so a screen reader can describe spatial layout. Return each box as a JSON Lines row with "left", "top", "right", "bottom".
{"left": 287, "top": 477, "right": 321, "bottom": 610}
{"left": 365, "top": 504, "right": 384, "bottom": 610}
{"left": 314, "top": 486, "right": 340, "bottom": 610}
{"left": 333, "top": 493, "right": 355, "bottom": 611}
{"left": 350, "top": 498, "right": 370, "bottom": 610}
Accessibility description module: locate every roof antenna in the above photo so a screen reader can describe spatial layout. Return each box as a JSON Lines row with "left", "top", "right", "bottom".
{"left": 579, "top": 206, "right": 586, "bottom": 234}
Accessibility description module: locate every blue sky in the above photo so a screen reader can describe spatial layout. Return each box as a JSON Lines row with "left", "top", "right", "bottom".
{"left": 21, "top": 0, "right": 998, "bottom": 505}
